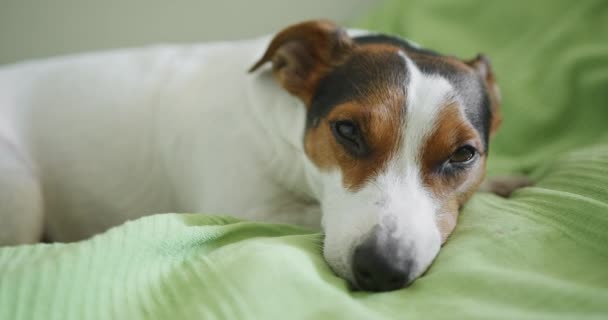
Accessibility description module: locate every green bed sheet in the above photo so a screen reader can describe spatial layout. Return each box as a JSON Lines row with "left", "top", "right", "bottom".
{"left": 1, "top": 0, "right": 607, "bottom": 319}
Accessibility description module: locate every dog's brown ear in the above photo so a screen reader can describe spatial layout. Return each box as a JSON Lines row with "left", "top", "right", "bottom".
{"left": 466, "top": 54, "right": 502, "bottom": 137}
{"left": 249, "top": 20, "right": 353, "bottom": 105}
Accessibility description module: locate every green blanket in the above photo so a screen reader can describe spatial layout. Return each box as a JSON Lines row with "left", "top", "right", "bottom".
{"left": 2, "top": 0, "right": 607, "bottom": 319}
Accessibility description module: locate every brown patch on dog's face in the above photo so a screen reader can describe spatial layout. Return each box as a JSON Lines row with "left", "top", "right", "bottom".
{"left": 304, "top": 97, "right": 404, "bottom": 191}
{"left": 420, "top": 103, "right": 487, "bottom": 242}
{"left": 303, "top": 45, "right": 408, "bottom": 191}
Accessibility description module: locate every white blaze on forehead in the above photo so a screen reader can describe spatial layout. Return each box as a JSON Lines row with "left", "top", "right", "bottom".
{"left": 399, "top": 54, "right": 456, "bottom": 169}
{"left": 377, "top": 54, "right": 456, "bottom": 214}
{"left": 381, "top": 54, "right": 456, "bottom": 218}
{"left": 371, "top": 55, "right": 456, "bottom": 277}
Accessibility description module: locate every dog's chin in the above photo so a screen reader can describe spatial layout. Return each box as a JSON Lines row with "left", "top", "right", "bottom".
{"left": 322, "top": 244, "right": 357, "bottom": 285}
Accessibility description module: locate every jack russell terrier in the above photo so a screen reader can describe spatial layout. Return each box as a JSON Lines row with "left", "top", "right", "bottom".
{"left": 0, "top": 20, "right": 530, "bottom": 291}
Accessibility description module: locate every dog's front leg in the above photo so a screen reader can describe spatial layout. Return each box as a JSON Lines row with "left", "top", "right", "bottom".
{"left": 480, "top": 175, "right": 534, "bottom": 198}
{"left": 0, "top": 142, "right": 45, "bottom": 245}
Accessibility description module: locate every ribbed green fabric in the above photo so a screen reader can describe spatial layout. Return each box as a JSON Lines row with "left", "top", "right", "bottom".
{"left": 1, "top": 0, "right": 607, "bottom": 319}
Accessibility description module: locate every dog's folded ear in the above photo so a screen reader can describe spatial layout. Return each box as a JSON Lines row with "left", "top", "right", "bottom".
{"left": 466, "top": 54, "right": 502, "bottom": 137}
{"left": 249, "top": 20, "right": 353, "bottom": 104}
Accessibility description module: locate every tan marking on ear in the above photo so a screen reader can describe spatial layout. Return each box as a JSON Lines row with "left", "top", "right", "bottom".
{"left": 466, "top": 54, "right": 502, "bottom": 137}
{"left": 305, "top": 93, "right": 405, "bottom": 191}
{"left": 249, "top": 20, "right": 353, "bottom": 105}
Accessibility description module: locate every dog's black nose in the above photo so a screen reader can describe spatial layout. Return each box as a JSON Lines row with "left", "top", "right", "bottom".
{"left": 352, "top": 240, "right": 411, "bottom": 292}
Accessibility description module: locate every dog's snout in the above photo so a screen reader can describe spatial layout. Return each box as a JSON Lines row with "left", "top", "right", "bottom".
{"left": 352, "top": 239, "right": 412, "bottom": 292}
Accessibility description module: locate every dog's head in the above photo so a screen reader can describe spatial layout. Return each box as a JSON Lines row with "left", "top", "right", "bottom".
{"left": 250, "top": 20, "right": 501, "bottom": 291}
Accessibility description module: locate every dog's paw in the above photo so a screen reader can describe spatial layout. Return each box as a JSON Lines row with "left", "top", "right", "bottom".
{"left": 480, "top": 175, "right": 534, "bottom": 198}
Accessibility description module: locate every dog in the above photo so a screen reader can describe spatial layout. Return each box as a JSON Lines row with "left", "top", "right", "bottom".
{"left": 0, "top": 20, "right": 530, "bottom": 291}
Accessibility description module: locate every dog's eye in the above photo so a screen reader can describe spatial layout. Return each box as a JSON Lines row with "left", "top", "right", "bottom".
{"left": 335, "top": 121, "right": 357, "bottom": 139}
{"left": 449, "top": 145, "right": 477, "bottom": 164}
{"left": 331, "top": 120, "right": 367, "bottom": 156}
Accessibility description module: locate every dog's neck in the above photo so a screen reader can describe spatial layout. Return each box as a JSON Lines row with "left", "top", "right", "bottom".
{"left": 245, "top": 69, "right": 323, "bottom": 204}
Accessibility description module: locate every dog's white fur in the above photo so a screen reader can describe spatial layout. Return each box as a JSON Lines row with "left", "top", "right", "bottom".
{"left": 0, "top": 31, "right": 459, "bottom": 283}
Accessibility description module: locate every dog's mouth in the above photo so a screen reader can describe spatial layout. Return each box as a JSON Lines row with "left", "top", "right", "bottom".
{"left": 347, "top": 275, "right": 417, "bottom": 292}
{"left": 343, "top": 253, "right": 438, "bottom": 292}
{"left": 321, "top": 244, "right": 424, "bottom": 292}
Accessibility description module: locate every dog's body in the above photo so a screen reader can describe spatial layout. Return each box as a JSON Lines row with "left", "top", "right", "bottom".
{"left": 1, "top": 21, "right": 525, "bottom": 291}
{"left": 0, "top": 35, "right": 322, "bottom": 241}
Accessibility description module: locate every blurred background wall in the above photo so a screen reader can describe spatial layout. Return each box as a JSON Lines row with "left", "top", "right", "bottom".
{"left": 0, "top": 0, "right": 379, "bottom": 65}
